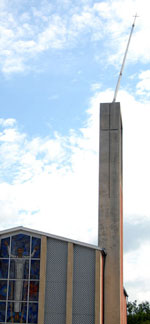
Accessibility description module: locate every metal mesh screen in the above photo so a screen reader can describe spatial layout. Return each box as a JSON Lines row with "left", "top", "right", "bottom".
{"left": 44, "top": 238, "right": 67, "bottom": 324}
{"left": 72, "top": 245, "right": 95, "bottom": 324}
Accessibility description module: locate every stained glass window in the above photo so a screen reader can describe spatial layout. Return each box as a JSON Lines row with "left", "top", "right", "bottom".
{"left": 0, "top": 233, "right": 41, "bottom": 324}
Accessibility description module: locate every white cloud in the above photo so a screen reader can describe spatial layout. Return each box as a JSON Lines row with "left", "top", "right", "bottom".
{"left": 0, "top": 118, "right": 16, "bottom": 127}
{"left": 136, "top": 70, "right": 150, "bottom": 96}
{"left": 0, "top": 0, "right": 150, "bottom": 74}
{"left": 124, "top": 241, "right": 150, "bottom": 301}
{"left": 91, "top": 83, "right": 101, "bottom": 91}
{"left": 92, "top": 0, "right": 150, "bottom": 66}
{"left": 0, "top": 105, "right": 99, "bottom": 244}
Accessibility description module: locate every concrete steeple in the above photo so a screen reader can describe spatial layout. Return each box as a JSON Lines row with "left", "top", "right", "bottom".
{"left": 98, "top": 102, "right": 124, "bottom": 324}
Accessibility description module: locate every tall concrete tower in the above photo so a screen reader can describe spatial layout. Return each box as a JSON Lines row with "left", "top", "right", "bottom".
{"left": 98, "top": 102, "right": 124, "bottom": 324}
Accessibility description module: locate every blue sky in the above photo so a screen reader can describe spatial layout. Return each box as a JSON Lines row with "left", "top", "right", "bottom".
{"left": 1, "top": 0, "right": 150, "bottom": 302}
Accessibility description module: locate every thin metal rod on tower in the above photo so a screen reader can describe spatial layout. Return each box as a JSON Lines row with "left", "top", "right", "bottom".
{"left": 112, "top": 14, "right": 138, "bottom": 102}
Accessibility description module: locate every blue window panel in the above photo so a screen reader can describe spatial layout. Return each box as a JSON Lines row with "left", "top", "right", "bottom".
{"left": 0, "top": 259, "right": 9, "bottom": 279}
{"left": 0, "top": 280, "right": 7, "bottom": 300}
{"left": 11, "top": 234, "right": 30, "bottom": 257}
{"left": 0, "top": 302, "right": 6, "bottom": 322}
{"left": 31, "top": 237, "right": 41, "bottom": 258}
{"left": 8, "top": 280, "right": 28, "bottom": 301}
{"left": 30, "top": 260, "right": 40, "bottom": 279}
{"left": 22, "top": 281, "right": 28, "bottom": 301}
{"left": 29, "top": 281, "right": 39, "bottom": 301}
{"left": 10, "top": 259, "right": 29, "bottom": 279}
{"left": 0, "top": 234, "right": 40, "bottom": 323}
{"left": 7, "top": 302, "right": 27, "bottom": 323}
{"left": 28, "top": 303, "right": 38, "bottom": 323}
{"left": 8, "top": 280, "right": 14, "bottom": 300}
{"left": 0, "top": 237, "right": 10, "bottom": 257}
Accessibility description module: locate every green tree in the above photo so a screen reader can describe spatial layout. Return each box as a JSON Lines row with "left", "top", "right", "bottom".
{"left": 127, "top": 301, "right": 150, "bottom": 324}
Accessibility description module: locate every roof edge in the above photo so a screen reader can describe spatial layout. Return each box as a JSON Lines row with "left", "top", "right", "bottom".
{"left": 0, "top": 226, "right": 104, "bottom": 252}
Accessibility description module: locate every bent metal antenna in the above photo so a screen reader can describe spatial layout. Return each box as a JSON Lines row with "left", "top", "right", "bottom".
{"left": 113, "top": 14, "right": 138, "bottom": 102}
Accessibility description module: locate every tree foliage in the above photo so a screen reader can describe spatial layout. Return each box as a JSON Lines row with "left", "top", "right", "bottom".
{"left": 127, "top": 301, "right": 150, "bottom": 324}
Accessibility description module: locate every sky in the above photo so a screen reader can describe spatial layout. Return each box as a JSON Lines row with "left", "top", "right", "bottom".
{"left": 0, "top": 0, "right": 150, "bottom": 303}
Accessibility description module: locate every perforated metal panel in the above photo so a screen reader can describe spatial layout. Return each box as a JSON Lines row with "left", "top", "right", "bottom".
{"left": 72, "top": 245, "right": 95, "bottom": 324}
{"left": 73, "top": 315, "right": 95, "bottom": 324}
{"left": 44, "top": 314, "right": 66, "bottom": 323}
{"left": 44, "top": 238, "right": 67, "bottom": 324}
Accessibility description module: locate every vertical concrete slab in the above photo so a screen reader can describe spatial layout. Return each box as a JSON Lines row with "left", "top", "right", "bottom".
{"left": 95, "top": 251, "right": 103, "bottom": 324}
{"left": 66, "top": 243, "right": 73, "bottom": 324}
{"left": 98, "top": 102, "right": 123, "bottom": 324}
{"left": 38, "top": 236, "right": 47, "bottom": 324}
{"left": 95, "top": 250, "right": 101, "bottom": 324}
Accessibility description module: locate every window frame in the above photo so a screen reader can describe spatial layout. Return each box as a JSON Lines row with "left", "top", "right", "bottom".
{"left": 0, "top": 232, "right": 41, "bottom": 324}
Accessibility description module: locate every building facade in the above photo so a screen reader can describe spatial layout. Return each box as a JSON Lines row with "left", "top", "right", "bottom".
{"left": 0, "top": 102, "right": 127, "bottom": 324}
{"left": 0, "top": 227, "right": 104, "bottom": 324}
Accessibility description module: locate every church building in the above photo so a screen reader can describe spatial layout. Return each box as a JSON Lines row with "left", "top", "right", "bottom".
{"left": 0, "top": 102, "right": 127, "bottom": 324}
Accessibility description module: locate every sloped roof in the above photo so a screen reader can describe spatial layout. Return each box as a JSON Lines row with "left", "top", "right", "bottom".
{"left": 0, "top": 226, "right": 104, "bottom": 252}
